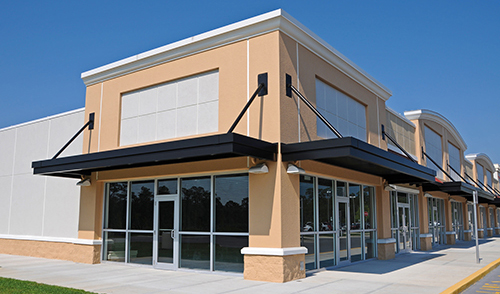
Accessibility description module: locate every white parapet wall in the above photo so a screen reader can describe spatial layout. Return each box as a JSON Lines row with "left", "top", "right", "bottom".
{"left": 0, "top": 108, "right": 84, "bottom": 241}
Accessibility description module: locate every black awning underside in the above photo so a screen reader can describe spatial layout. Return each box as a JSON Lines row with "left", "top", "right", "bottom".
{"left": 281, "top": 137, "right": 436, "bottom": 184}
{"left": 423, "top": 181, "right": 496, "bottom": 201}
{"left": 422, "top": 181, "right": 476, "bottom": 197}
{"left": 32, "top": 133, "right": 277, "bottom": 179}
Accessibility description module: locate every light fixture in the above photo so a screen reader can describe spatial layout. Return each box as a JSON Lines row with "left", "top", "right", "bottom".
{"left": 384, "top": 184, "right": 396, "bottom": 191}
{"left": 424, "top": 193, "right": 432, "bottom": 198}
{"left": 76, "top": 178, "right": 91, "bottom": 186}
{"left": 248, "top": 163, "right": 268, "bottom": 174}
{"left": 287, "top": 164, "right": 305, "bottom": 174}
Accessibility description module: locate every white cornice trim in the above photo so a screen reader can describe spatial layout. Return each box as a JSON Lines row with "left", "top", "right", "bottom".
{"left": 0, "top": 234, "right": 102, "bottom": 245}
{"left": 466, "top": 153, "right": 495, "bottom": 172}
{"left": 240, "top": 246, "right": 308, "bottom": 256}
{"left": 0, "top": 108, "right": 85, "bottom": 132}
{"left": 81, "top": 9, "right": 391, "bottom": 100}
{"left": 377, "top": 238, "right": 396, "bottom": 244}
{"left": 445, "top": 231, "right": 456, "bottom": 235}
{"left": 404, "top": 109, "right": 467, "bottom": 151}
{"left": 386, "top": 107, "right": 415, "bottom": 127}
{"left": 419, "top": 233, "right": 432, "bottom": 238}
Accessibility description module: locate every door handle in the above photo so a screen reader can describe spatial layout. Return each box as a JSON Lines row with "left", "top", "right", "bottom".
{"left": 171, "top": 230, "right": 175, "bottom": 239}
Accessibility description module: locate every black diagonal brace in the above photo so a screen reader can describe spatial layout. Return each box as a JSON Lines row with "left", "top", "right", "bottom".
{"left": 464, "top": 172, "right": 498, "bottom": 196}
{"left": 421, "top": 147, "right": 454, "bottom": 181}
{"left": 227, "top": 73, "right": 267, "bottom": 133}
{"left": 52, "top": 112, "right": 95, "bottom": 160}
{"left": 381, "top": 124, "right": 416, "bottom": 163}
{"left": 285, "top": 74, "right": 342, "bottom": 138}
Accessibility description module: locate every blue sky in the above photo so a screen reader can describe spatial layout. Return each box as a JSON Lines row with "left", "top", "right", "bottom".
{"left": 1, "top": 1, "right": 499, "bottom": 162}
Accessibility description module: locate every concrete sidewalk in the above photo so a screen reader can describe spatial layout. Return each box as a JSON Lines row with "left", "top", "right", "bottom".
{"left": 1, "top": 238, "right": 500, "bottom": 294}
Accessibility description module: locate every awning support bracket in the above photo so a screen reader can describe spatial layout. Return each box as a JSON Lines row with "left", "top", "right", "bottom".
{"left": 285, "top": 73, "right": 343, "bottom": 139}
{"left": 52, "top": 112, "right": 95, "bottom": 160}
{"left": 421, "top": 146, "right": 455, "bottom": 181}
{"left": 227, "top": 73, "right": 267, "bottom": 133}
{"left": 381, "top": 124, "right": 416, "bottom": 163}
{"left": 464, "top": 171, "right": 499, "bottom": 197}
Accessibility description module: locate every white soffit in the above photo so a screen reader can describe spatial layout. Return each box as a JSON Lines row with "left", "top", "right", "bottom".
{"left": 404, "top": 109, "right": 467, "bottom": 151}
{"left": 81, "top": 9, "right": 392, "bottom": 100}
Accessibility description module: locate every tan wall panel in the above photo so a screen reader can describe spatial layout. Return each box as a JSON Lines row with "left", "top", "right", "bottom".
{"left": 82, "top": 83, "right": 102, "bottom": 153}
{"left": 248, "top": 32, "right": 281, "bottom": 142}
{"left": 78, "top": 172, "right": 104, "bottom": 240}
{"left": 86, "top": 40, "right": 249, "bottom": 152}
{"left": 0, "top": 239, "right": 100, "bottom": 264}
{"left": 279, "top": 33, "right": 299, "bottom": 143}
{"left": 96, "top": 157, "right": 248, "bottom": 182}
{"left": 376, "top": 187, "right": 392, "bottom": 239}
{"left": 295, "top": 42, "right": 384, "bottom": 147}
{"left": 300, "top": 160, "right": 382, "bottom": 186}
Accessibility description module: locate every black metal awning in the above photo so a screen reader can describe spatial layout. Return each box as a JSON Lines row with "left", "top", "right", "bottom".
{"left": 422, "top": 181, "right": 496, "bottom": 201}
{"left": 281, "top": 137, "right": 436, "bottom": 184}
{"left": 32, "top": 133, "right": 277, "bottom": 179}
{"left": 422, "top": 181, "right": 476, "bottom": 197}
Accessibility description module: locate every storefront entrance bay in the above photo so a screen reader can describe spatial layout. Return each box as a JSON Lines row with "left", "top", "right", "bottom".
{"left": 299, "top": 175, "right": 377, "bottom": 270}
{"left": 102, "top": 173, "right": 249, "bottom": 273}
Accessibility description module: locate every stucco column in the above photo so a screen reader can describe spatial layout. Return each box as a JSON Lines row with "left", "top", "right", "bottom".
{"left": 376, "top": 186, "right": 395, "bottom": 260}
{"left": 77, "top": 172, "right": 103, "bottom": 263}
{"left": 244, "top": 159, "right": 305, "bottom": 282}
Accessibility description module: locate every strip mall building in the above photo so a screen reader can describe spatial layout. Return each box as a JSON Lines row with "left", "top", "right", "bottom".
{"left": 1, "top": 10, "right": 499, "bottom": 283}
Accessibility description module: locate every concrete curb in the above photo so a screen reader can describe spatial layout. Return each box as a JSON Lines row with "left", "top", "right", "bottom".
{"left": 440, "top": 257, "right": 500, "bottom": 294}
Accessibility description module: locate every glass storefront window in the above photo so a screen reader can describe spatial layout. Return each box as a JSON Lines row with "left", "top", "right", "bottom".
{"left": 105, "top": 182, "right": 128, "bottom": 229}
{"left": 214, "top": 236, "right": 248, "bottom": 273}
{"left": 130, "top": 181, "right": 154, "bottom": 230}
{"left": 180, "top": 235, "right": 210, "bottom": 270}
{"left": 318, "top": 178, "right": 334, "bottom": 231}
{"left": 157, "top": 179, "right": 177, "bottom": 195}
{"left": 214, "top": 174, "right": 249, "bottom": 232}
{"left": 181, "top": 177, "right": 211, "bottom": 232}
{"left": 103, "top": 173, "right": 248, "bottom": 273}
{"left": 300, "top": 176, "right": 376, "bottom": 270}
{"left": 300, "top": 176, "right": 315, "bottom": 232}
{"left": 349, "top": 184, "right": 361, "bottom": 231}
{"left": 128, "top": 233, "right": 153, "bottom": 265}
{"left": 103, "top": 232, "right": 126, "bottom": 262}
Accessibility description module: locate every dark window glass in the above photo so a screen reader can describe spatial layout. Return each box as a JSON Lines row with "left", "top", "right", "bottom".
{"left": 337, "top": 181, "right": 346, "bottom": 197}
{"left": 106, "top": 182, "right": 128, "bottom": 229}
{"left": 128, "top": 233, "right": 153, "bottom": 265}
{"left": 180, "top": 235, "right": 210, "bottom": 270}
{"left": 350, "top": 231, "right": 362, "bottom": 262}
{"left": 301, "top": 235, "right": 316, "bottom": 270}
{"left": 349, "top": 184, "right": 361, "bottom": 230}
{"left": 158, "top": 201, "right": 174, "bottom": 264}
{"left": 397, "top": 192, "right": 408, "bottom": 203}
{"left": 319, "top": 234, "right": 335, "bottom": 268}
{"left": 318, "top": 178, "right": 334, "bottom": 231}
{"left": 363, "top": 186, "right": 375, "bottom": 229}
{"left": 214, "top": 236, "right": 248, "bottom": 273}
{"left": 215, "top": 174, "right": 249, "bottom": 232}
{"left": 300, "top": 175, "right": 315, "bottom": 232}
{"left": 158, "top": 179, "right": 178, "bottom": 195}
{"left": 103, "top": 231, "right": 126, "bottom": 262}
{"left": 130, "top": 181, "right": 154, "bottom": 230}
{"left": 181, "top": 177, "right": 211, "bottom": 232}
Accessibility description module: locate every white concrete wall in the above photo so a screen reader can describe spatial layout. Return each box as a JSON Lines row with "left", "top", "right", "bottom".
{"left": 0, "top": 109, "right": 84, "bottom": 240}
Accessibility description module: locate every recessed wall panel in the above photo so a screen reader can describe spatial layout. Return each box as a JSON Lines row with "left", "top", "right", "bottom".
{"left": 0, "top": 129, "right": 16, "bottom": 177}
{"left": 42, "top": 177, "right": 80, "bottom": 238}
{"left": 0, "top": 176, "right": 12, "bottom": 234}
{"left": 13, "top": 121, "right": 50, "bottom": 175}
{"left": 9, "top": 174, "right": 45, "bottom": 236}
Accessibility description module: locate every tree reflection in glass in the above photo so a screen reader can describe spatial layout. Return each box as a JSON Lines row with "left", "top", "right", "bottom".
{"left": 106, "top": 182, "right": 128, "bottom": 229}
{"left": 181, "top": 177, "right": 211, "bottom": 232}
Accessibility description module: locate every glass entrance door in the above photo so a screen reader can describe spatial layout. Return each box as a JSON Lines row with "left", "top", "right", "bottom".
{"left": 337, "top": 197, "right": 350, "bottom": 264}
{"left": 398, "top": 205, "right": 411, "bottom": 252}
{"left": 154, "top": 198, "right": 178, "bottom": 269}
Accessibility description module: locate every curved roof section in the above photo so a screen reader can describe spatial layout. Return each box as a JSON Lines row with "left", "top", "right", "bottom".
{"left": 81, "top": 9, "right": 392, "bottom": 100}
{"left": 404, "top": 109, "right": 467, "bottom": 151}
{"left": 466, "top": 153, "right": 495, "bottom": 172}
